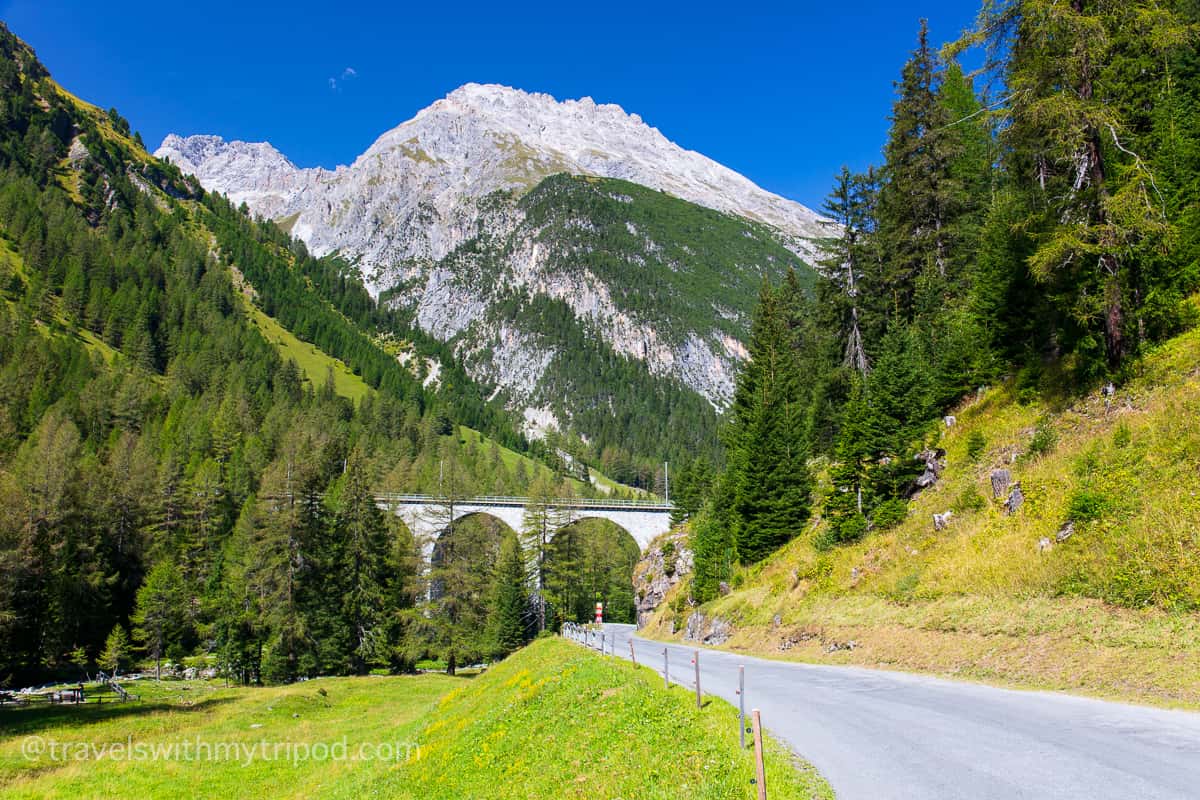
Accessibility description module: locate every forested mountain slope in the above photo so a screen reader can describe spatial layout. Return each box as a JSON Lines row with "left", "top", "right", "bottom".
{"left": 0, "top": 23, "right": 627, "bottom": 687}
{"left": 159, "top": 86, "right": 826, "bottom": 465}
{"left": 654, "top": 1, "right": 1200, "bottom": 704}
{"left": 377, "top": 172, "right": 814, "bottom": 461}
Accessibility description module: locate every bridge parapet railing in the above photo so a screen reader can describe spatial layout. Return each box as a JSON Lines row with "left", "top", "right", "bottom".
{"left": 374, "top": 493, "right": 673, "bottom": 511}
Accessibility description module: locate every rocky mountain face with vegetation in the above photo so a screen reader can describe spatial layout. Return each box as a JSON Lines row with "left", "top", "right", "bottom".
{"left": 157, "top": 84, "right": 824, "bottom": 447}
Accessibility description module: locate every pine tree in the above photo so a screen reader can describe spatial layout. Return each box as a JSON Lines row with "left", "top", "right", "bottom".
{"left": 877, "top": 19, "right": 955, "bottom": 321}
{"left": 132, "top": 560, "right": 186, "bottom": 679}
{"left": 669, "top": 456, "right": 714, "bottom": 525}
{"left": 818, "top": 167, "right": 877, "bottom": 376}
{"left": 866, "top": 326, "right": 935, "bottom": 498}
{"left": 487, "top": 532, "right": 528, "bottom": 657}
{"left": 727, "top": 280, "right": 813, "bottom": 564}
{"left": 821, "top": 377, "right": 877, "bottom": 546}
{"left": 335, "top": 451, "right": 392, "bottom": 675}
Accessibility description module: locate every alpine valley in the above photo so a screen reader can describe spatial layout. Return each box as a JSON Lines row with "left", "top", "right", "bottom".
{"left": 156, "top": 84, "right": 828, "bottom": 452}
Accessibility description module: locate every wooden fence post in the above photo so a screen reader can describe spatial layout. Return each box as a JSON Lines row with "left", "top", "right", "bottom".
{"left": 663, "top": 647, "right": 669, "bottom": 690}
{"left": 693, "top": 650, "right": 702, "bottom": 709}
{"left": 751, "top": 708, "right": 767, "bottom": 800}
{"left": 629, "top": 639, "right": 636, "bottom": 666}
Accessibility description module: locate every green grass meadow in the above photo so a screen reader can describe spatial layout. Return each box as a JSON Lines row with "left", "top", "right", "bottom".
{"left": 0, "top": 638, "right": 830, "bottom": 800}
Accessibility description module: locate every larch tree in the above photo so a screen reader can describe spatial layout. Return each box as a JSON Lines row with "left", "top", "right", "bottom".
{"left": 961, "top": 0, "right": 1191, "bottom": 370}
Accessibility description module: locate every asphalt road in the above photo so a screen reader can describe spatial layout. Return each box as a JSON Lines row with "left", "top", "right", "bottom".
{"left": 591, "top": 623, "right": 1200, "bottom": 800}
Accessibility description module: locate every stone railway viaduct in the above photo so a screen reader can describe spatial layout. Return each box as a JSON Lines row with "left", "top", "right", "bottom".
{"left": 374, "top": 494, "right": 674, "bottom": 554}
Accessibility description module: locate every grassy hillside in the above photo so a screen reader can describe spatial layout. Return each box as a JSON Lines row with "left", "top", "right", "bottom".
{"left": 0, "top": 639, "right": 832, "bottom": 800}
{"left": 233, "top": 276, "right": 643, "bottom": 497}
{"left": 646, "top": 318, "right": 1200, "bottom": 708}
{"left": 243, "top": 298, "right": 371, "bottom": 403}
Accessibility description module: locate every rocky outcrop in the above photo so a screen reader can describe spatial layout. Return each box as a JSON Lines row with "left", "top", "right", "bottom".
{"left": 990, "top": 468, "right": 1012, "bottom": 499}
{"left": 633, "top": 527, "right": 693, "bottom": 627}
{"left": 912, "top": 448, "right": 946, "bottom": 494}
{"left": 683, "top": 611, "right": 733, "bottom": 646}
{"left": 1004, "top": 482, "right": 1025, "bottom": 515}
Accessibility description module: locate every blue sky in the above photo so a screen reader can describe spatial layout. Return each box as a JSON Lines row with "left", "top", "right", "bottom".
{"left": 1, "top": 0, "right": 980, "bottom": 209}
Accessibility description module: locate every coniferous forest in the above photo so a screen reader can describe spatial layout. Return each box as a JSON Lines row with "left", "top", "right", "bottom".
{"left": 0, "top": 24, "right": 634, "bottom": 686}
{"left": 683, "top": 0, "right": 1200, "bottom": 601}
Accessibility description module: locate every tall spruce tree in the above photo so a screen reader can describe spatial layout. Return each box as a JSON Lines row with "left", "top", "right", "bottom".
{"left": 487, "top": 532, "right": 528, "bottom": 658}
{"left": 727, "top": 280, "right": 812, "bottom": 564}
{"left": 818, "top": 167, "right": 879, "bottom": 377}
{"left": 877, "top": 19, "right": 955, "bottom": 321}
{"left": 333, "top": 451, "right": 393, "bottom": 675}
{"left": 821, "top": 377, "right": 877, "bottom": 546}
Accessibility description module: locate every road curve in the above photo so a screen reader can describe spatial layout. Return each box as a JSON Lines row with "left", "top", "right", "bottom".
{"left": 594, "top": 623, "right": 1200, "bottom": 800}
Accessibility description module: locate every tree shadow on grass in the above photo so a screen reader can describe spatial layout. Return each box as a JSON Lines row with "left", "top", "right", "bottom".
{"left": 0, "top": 695, "right": 239, "bottom": 736}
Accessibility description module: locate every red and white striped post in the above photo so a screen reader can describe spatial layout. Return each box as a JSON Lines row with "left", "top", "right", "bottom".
{"left": 594, "top": 601, "right": 604, "bottom": 625}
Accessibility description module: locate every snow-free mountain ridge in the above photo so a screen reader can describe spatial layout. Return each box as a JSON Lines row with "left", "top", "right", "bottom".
{"left": 158, "top": 83, "right": 825, "bottom": 279}
{"left": 157, "top": 84, "right": 826, "bottom": 432}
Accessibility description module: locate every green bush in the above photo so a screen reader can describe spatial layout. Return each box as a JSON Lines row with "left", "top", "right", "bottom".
{"left": 953, "top": 486, "right": 988, "bottom": 514}
{"left": 966, "top": 430, "right": 987, "bottom": 462}
{"left": 815, "top": 513, "right": 868, "bottom": 550}
{"left": 1073, "top": 445, "right": 1101, "bottom": 478}
{"left": 1112, "top": 423, "right": 1132, "bottom": 448}
{"left": 872, "top": 498, "right": 909, "bottom": 529}
{"left": 890, "top": 570, "right": 922, "bottom": 602}
{"left": 1066, "top": 488, "right": 1110, "bottom": 522}
{"left": 1027, "top": 419, "right": 1058, "bottom": 458}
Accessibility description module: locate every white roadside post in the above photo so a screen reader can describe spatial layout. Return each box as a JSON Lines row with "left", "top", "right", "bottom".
{"left": 738, "top": 665, "right": 746, "bottom": 748}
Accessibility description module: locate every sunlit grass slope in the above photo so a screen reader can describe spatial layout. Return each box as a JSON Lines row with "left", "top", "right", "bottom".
{"left": 0, "top": 675, "right": 455, "bottom": 799}
{"left": 343, "top": 636, "right": 832, "bottom": 800}
{"left": 647, "top": 320, "right": 1200, "bottom": 707}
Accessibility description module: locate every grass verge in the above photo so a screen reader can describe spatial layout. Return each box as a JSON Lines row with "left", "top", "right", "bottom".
{"left": 344, "top": 636, "right": 832, "bottom": 800}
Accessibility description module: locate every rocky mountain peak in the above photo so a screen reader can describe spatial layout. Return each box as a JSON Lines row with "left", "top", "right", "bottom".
{"left": 154, "top": 84, "right": 827, "bottom": 424}
{"left": 156, "top": 133, "right": 305, "bottom": 215}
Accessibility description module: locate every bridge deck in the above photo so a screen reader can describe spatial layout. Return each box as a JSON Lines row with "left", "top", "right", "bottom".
{"left": 374, "top": 494, "right": 673, "bottom": 512}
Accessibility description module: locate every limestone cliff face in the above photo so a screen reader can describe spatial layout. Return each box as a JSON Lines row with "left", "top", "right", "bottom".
{"left": 157, "top": 84, "right": 826, "bottom": 438}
